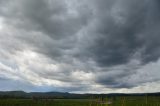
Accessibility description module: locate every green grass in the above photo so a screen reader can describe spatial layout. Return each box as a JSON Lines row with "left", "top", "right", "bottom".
{"left": 0, "top": 96, "right": 160, "bottom": 106}
{"left": 113, "top": 96, "right": 160, "bottom": 106}
{"left": 0, "top": 99, "right": 91, "bottom": 106}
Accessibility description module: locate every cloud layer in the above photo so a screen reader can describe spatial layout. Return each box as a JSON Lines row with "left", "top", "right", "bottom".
{"left": 0, "top": 0, "right": 160, "bottom": 93}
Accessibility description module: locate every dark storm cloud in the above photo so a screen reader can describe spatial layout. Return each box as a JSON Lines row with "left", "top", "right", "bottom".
{"left": 0, "top": 0, "right": 152, "bottom": 65}
{"left": 0, "top": 0, "right": 91, "bottom": 39}
{"left": 1, "top": 0, "right": 160, "bottom": 92}
{"left": 0, "top": 0, "right": 92, "bottom": 61}
{"left": 95, "top": 65, "right": 138, "bottom": 88}
{"left": 83, "top": 0, "right": 160, "bottom": 67}
{"left": 21, "top": 0, "right": 90, "bottom": 39}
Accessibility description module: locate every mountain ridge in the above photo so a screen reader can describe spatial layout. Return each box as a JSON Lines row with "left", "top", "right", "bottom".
{"left": 0, "top": 91, "right": 160, "bottom": 99}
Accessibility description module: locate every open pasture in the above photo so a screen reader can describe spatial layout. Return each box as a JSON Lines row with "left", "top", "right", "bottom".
{"left": 0, "top": 96, "right": 160, "bottom": 106}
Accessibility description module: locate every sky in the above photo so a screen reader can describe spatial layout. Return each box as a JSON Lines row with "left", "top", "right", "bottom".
{"left": 0, "top": 0, "right": 160, "bottom": 93}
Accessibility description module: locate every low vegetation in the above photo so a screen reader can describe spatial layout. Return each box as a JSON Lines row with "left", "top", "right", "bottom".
{"left": 0, "top": 96, "right": 160, "bottom": 106}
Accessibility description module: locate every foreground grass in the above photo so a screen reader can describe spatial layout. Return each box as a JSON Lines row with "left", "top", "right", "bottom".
{"left": 112, "top": 96, "right": 160, "bottom": 106}
{"left": 0, "top": 99, "right": 91, "bottom": 106}
{"left": 0, "top": 96, "right": 160, "bottom": 106}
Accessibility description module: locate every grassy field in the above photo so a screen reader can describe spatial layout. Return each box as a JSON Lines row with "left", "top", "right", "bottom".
{"left": 0, "top": 96, "right": 160, "bottom": 106}
{"left": 0, "top": 99, "right": 90, "bottom": 106}
{"left": 111, "top": 96, "right": 160, "bottom": 106}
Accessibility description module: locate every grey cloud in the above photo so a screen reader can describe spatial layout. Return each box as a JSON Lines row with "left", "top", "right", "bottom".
{"left": 95, "top": 66, "right": 137, "bottom": 88}
{"left": 2, "top": 0, "right": 91, "bottom": 39}
{"left": 82, "top": 0, "right": 147, "bottom": 66}
{"left": 0, "top": 77, "right": 9, "bottom": 81}
{"left": 73, "top": 0, "right": 160, "bottom": 67}
{"left": 0, "top": 0, "right": 92, "bottom": 62}
{"left": 0, "top": 0, "right": 160, "bottom": 92}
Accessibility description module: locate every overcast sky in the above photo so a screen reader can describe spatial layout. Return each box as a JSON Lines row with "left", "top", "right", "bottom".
{"left": 0, "top": 0, "right": 160, "bottom": 93}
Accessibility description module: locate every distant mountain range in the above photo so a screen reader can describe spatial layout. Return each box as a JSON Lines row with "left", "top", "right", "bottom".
{"left": 0, "top": 91, "right": 160, "bottom": 99}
